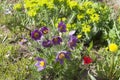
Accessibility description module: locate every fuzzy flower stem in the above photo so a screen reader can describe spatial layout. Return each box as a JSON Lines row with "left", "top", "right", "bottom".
{"left": 109, "top": 54, "right": 115, "bottom": 79}
{"left": 67, "top": 13, "right": 76, "bottom": 24}
{"left": 51, "top": 19, "right": 55, "bottom": 28}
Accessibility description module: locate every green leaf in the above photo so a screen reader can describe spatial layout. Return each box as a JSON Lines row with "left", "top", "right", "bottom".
{"left": 109, "top": 29, "right": 116, "bottom": 39}
{"left": 87, "top": 41, "right": 93, "bottom": 51}
{"left": 119, "top": 77, "right": 120, "bottom": 80}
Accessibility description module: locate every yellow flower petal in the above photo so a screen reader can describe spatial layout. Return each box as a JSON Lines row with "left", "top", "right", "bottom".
{"left": 108, "top": 43, "right": 118, "bottom": 52}
{"left": 77, "top": 34, "right": 82, "bottom": 39}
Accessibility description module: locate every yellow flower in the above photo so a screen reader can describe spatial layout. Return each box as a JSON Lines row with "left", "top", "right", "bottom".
{"left": 82, "top": 26, "right": 91, "bottom": 33}
{"left": 55, "top": 23, "right": 58, "bottom": 27}
{"left": 62, "top": 17, "right": 66, "bottom": 21}
{"left": 77, "top": 34, "right": 82, "bottom": 39}
{"left": 47, "top": 2, "right": 54, "bottom": 9}
{"left": 27, "top": 9, "right": 37, "bottom": 17}
{"left": 99, "top": 6, "right": 107, "bottom": 11}
{"left": 82, "top": 1, "right": 93, "bottom": 8}
{"left": 117, "top": 16, "right": 120, "bottom": 23}
{"left": 38, "top": 1, "right": 44, "bottom": 6}
{"left": 58, "top": 17, "right": 67, "bottom": 22}
{"left": 90, "top": 13, "right": 100, "bottom": 23}
{"left": 78, "top": 6, "right": 84, "bottom": 11}
{"left": 13, "top": 3, "right": 22, "bottom": 10}
{"left": 86, "top": 8, "right": 95, "bottom": 15}
{"left": 77, "top": 14, "right": 84, "bottom": 20}
{"left": 38, "top": 0, "right": 47, "bottom": 6}
{"left": 82, "top": 24, "right": 91, "bottom": 33}
{"left": 68, "top": 0, "right": 78, "bottom": 9}
{"left": 71, "top": 23, "right": 77, "bottom": 29}
{"left": 67, "top": 24, "right": 71, "bottom": 28}
{"left": 108, "top": 43, "right": 118, "bottom": 52}
{"left": 66, "top": 24, "right": 71, "bottom": 31}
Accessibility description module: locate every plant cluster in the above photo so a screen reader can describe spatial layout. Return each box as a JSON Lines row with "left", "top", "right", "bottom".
{"left": 0, "top": 0, "right": 120, "bottom": 80}
{"left": 29, "top": 22, "right": 93, "bottom": 79}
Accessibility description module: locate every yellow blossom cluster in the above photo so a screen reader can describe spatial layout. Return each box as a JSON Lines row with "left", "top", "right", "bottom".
{"left": 13, "top": 0, "right": 81, "bottom": 17}
{"left": 13, "top": 0, "right": 110, "bottom": 38}
{"left": 74, "top": 1, "right": 109, "bottom": 34}
{"left": 82, "top": 23, "right": 91, "bottom": 33}
{"left": 23, "top": 0, "right": 54, "bottom": 17}
{"left": 13, "top": 3, "right": 22, "bottom": 10}
{"left": 67, "top": 0, "right": 78, "bottom": 9}
{"left": 77, "top": 1, "right": 100, "bottom": 23}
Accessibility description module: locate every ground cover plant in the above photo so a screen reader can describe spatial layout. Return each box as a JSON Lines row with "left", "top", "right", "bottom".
{"left": 0, "top": 0, "right": 120, "bottom": 80}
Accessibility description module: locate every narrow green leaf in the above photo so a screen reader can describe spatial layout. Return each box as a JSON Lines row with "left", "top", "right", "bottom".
{"left": 87, "top": 41, "right": 93, "bottom": 51}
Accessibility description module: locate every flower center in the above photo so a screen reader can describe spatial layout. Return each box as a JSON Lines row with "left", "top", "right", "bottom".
{"left": 53, "top": 38, "right": 58, "bottom": 42}
{"left": 70, "top": 41, "right": 74, "bottom": 46}
{"left": 59, "top": 26, "right": 63, "bottom": 31}
{"left": 34, "top": 32, "right": 39, "bottom": 38}
{"left": 40, "top": 61, "right": 45, "bottom": 67}
{"left": 59, "top": 53, "right": 65, "bottom": 59}
{"left": 43, "top": 30, "right": 48, "bottom": 34}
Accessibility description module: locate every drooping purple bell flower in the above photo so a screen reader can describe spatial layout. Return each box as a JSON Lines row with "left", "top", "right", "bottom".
{"left": 68, "top": 36, "right": 78, "bottom": 49}
{"left": 31, "top": 29, "right": 42, "bottom": 40}
{"left": 35, "top": 57, "right": 46, "bottom": 71}
{"left": 58, "top": 21, "right": 66, "bottom": 32}
{"left": 56, "top": 51, "right": 71, "bottom": 64}
{"left": 40, "top": 26, "right": 49, "bottom": 34}
{"left": 52, "top": 36, "right": 62, "bottom": 45}
{"left": 19, "top": 38, "right": 27, "bottom": 45}
{"left": 42, "top": 40, "right": 52, "bottom": 48}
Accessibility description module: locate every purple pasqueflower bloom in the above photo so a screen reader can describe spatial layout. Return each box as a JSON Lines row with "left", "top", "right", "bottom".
{"left": 35, "top": 57, "right": 46, "bottom": 71}
{"left": 40, "top": 26, "right": 49, "bottom": 34}
{"left": 31, "top": 29, "right": 42, "bottom": 40}
{"left": 68, "top": 36, "right": 78, "bottom": 49}
{"left": 42, "top": 40, "right": 52, "bottom": 48}
{"left": 56, "top": 51, "right": 71, "bottom": 64}
{"left": 58, "top": 21, "right": 66, "bottom": 32}
{"left": 19, "top": 38, "right": 27, "bottom": 45}
{"left": 52, "top": 36, "right": 62, "bottom": 45}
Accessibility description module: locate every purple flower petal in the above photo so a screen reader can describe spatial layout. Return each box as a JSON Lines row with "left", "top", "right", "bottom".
{"left": 40, "top": 26, "right": 49, "bottom": 34}
{"left": 42, "top": 40, "right": 52, "bottom": 48}
{"left": 59, "top": 60, "right": 64, "bottom": 64}
{"left": 68, "top": 36, "right": 78, "bottom": 49}
{"left": 19, "top": 38, "right": 27, "bottom": 45}
{"left": 69, "top": 30, "right": 76, "bottom": 36}
{"left": 31, "top": 29, "right": 42, "bottom": 40}
{"left": 56, "top": 51, "right": 71, "bottom": 64}
{"left": 52, "top": 36, "right": 62, "bottom": 45}
{"left": 35, "top": 57, "right": 43, "bottom": 61}
{"left": 65, "top": 51, "right": 71, "bottom": 60}
{"left": 35, "top": 61, "right": 40, "bottom": 67}
{"left": 38, "top": 67, "right": 44, "bottom": 71}
{"left": 58, "top": 21, "right": 66, "bottom": 32}
{"left": 35, "top": 57, "right": 46, "bottom": 71}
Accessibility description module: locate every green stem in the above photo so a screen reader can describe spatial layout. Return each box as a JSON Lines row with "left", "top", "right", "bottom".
{"left": 109, "top": 54, "right": 114, "bottom": 80}
{"left": 67, "top": 13, "right": 76, "bottom": 24}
